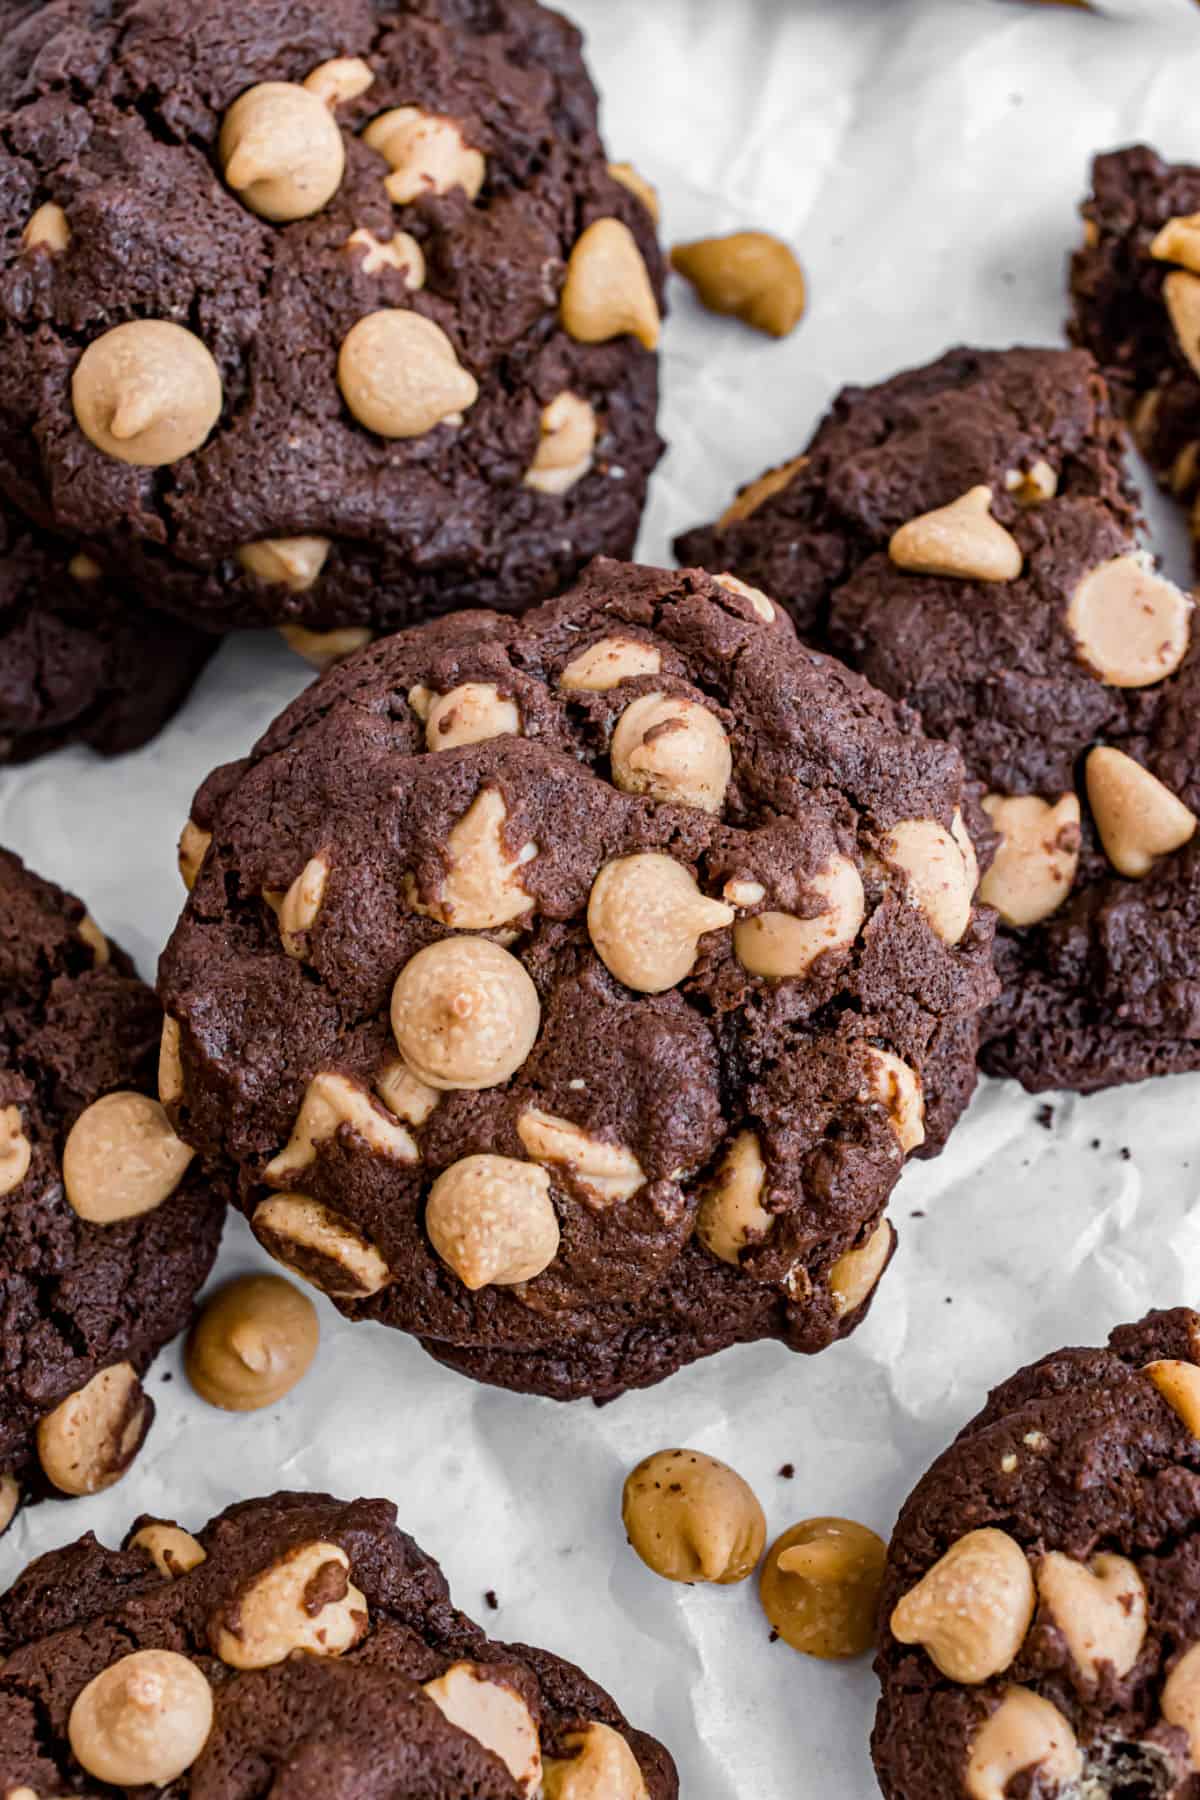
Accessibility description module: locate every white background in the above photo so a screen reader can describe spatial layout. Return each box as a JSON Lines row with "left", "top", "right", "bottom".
{"left": 6, "top": 2, "right": 1200, "bottom": 1794}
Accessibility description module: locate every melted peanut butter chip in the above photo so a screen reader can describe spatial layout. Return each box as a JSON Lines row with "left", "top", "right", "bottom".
{"left": 279, "top": 623, "right": 373, "bottom": 668}
{"left": 1163, "top": 1641, "right": 1200, "bottom": 1767}
{"left": 37, "top": 1363, "right": 148, "bottom": 1496}
{"left": 696, "top": 1130, "right": 771, "bottom": 1264}
{"left": 266, "top": 1070, "right": 418, "bottom": 1182}
{"left": 610, "top": 691, "right": 731, "bottom": 814}
{"left": 186, "top": 1273, "right": 319, "bottom": 1411}
{"left": 828, "top": 1218, "right": 893, "bottom": 1317}
{"left": 237, "top": 536, "right": 330, "bottom": 593}
{"left": 303, "top": 56, "right": 374, "bottom": 107}
{"left": 881, "top": 818, "right": 975, "bottom": 943}
{"left": 516, "top": 1107, "right": 644, "bottom": 1206}
{"left": 0, "top": 1471, "right": 19, "bottom": 1535}
{"left": 424, "top": 682, "right": 521, "bottom": 751}
{"left": 889, "top": 486, "right": 1022, "bottom": 582}
{"left": 220, "top": 81, "right": 345, "bottom": 220}
{"left": 363, "top": 107, "right": 485, "bottom": 204}
{"left": 734, "top": 855, "right": 865, "bottom": 978}
{"left": 406, "top": 787, "right": 537, "bottom": 929}
{"left": 338, "top": 310, "right": 478, "bottom": 439}
{"left": 212, "top": 1540, "right": 367, "bottom": 1668}
{"left": 524, "top": 391, "right": 597, "bottom": 495}
{"left": 558, "top": 636, "right": 662, "bottom": 691}
{"left": 1165, "top": 269, "right": 1200, "bottom": 380}
{"left": 561, "top": 218, "right": 660, "bottom": 350}
{"left": 423, "top": 1664, "right": 542, "bottom": 1794}
{"left": 719, "top": 455, "right": 808, "bottom": 528}
{"left": 253, "top": 1193, "right": 391, "bottom": 1297}
{"left": 1035, "top": 1550, "right": 1145, "bottom": 1680}
{"left": 63, "top": 1091, "right": 194, "bottom": 1224}
{"left": 158, "top": 1017, "right": 184, "bottom": 1107}
{"left": 1004, "top": 460, "right": 1057, "bottom": 506}
{"left": 760, "top": 1518, "right": 887, "bottom": 1658}
{"left": 1145, "top": 1357, "right": 1200, "bottom": 1436}
{"left": 425, "top": 1154, "right": 558, "bottom": 1289}
{"left": 622, "top": 1448, "right": 766, "bottom": 1585}
{"left": 0, "top": 1103, "right": 31, "bottom": 1195}
{"left": 979, "top": 793, "right": 1081, "bottom": 926}
{"left": 965, "top": 1688, "right": 1081, "bottom": 1800}
{"left": 607, "top": 160, "right": 659, "bottom": 222}
{"left": 543, "top": 1723, "right": 649, "bottom": 1800}
{"left": 392, "top": 937, "right": 540, "bottom": 1090}
{"left": 891, "top": 1528, "right": 1034, "bottom": 1684}
{"left": 179, "top": 818, "right": 211, "bottom": 889}
{"left": 373, "top": 1058, "right": 440, "bottom": 1125}
{"left": 1086, "top": 746, "right": 1197, "bottom": 878}
{"left": 1066, "top": 553, "right": 1191, "bottom": 686}
{"left": 344, "top": 226, "right": 426, "bottom": 285}
{"left": 859, "top": 1048, "right": 924, "bottom": 1153}
{"left": 73, "top": 321, "right": 222, "bottom": 467}
{"left": 23, "top": 201, "right": 69, "bottom": 252}
{"left": 588, "top": 854, "right": 734, "bottom": 992}
{"left": 69, "top": 1649, "right": 214, "bottom": 1785}
{"left": 129, "top": 1522, "right": 207, "bottom": 1577}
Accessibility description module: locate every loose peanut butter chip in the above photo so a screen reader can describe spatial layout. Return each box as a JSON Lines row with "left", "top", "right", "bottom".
{"left": 882, "top": 817, "right": 975, "bottom": 944}
{"left": 1066, "top": 553, "right": 1191, "bottom": 686}
{"left": 524, "top": 391, "right": 597, "bottom": 495}
{"left": 1145, "top": 1358, "right": 1200, "bottom": 1437}
{"left": 407, "top": 787, "right": 537, "bottom": 929}
{"left": 425, "top": 1154, "right": 558, "bottom": 1289}
{"left": 37, "top": 1363, "right": 148, "bottom": 1496}
{"left": 179, "top": 818, "right": 212, "bottom": 890}
{"left": 558, "top": 636, "right": 662, "bottom": 691}
{"left": 1086, "top": 746, "right": 1197, "bottom": 878}
{"left": 237, "top": 536, "right": 331, "bottom": 593}
{"left": 696, "top": 1130, "right": 771, "bottom": 1264}
{"left": 979, "top": 793, "right": 1081, "bottom": 927}
{"left": 891, "top": 1528, "right": 1035, "bottom": 1684}
{"left": 373, "top": 1058, "right": 441, "bottom": 1125}
{"left": 965, "top": 1688, "right": 1081, "bottom": 1800}
{"left": 760, "top": 1518, "right": 888, "bottom": 1659}
{"left": 671, "top": 231, "right": 806, "bottom": 337}
{"left": 363, "top": 107, "right": 485, "bottom": 204}
{"left": 303, "top": 56, "right": 374, "bottom": 107}
{"left": 1004, "top": 460, "right": 1058, "bottom": 506}
{"left": 587, "top": 854, "right": 734, "bottom": 993}
{"left": 252, "top": 1193, "right": 391, "bottom": 1298}
{"left": 219, "top": 81, "right": 345, "bottom": 220}
{"left": 267, "top": 1071, "right": 418, "bottom": 1183}
{"left": 186, "top": 1273, "right": 319, "bottom": 1412}
{"left": 889, "top": 485, "right": 1023, "bottom": 582}
{"left": 73, "top": 321, "right": 222, "bottom": 467}
{"left": 213, "top": 1540, "right": 367, "bottom": 1669}
{"left": 828, "top": 1218, "right": 893, "bottom": 1317}
{"left": 423, "top": 1664, "right": 542, "bottom": 1794}
{"left": 1163, "top": 1641, "right": 1200, "bottom": 1766}
{"left": 608, "top": 160, "right": 659, "bottom": 223}
{"left": 622, "top": 1449, "right": 766, "bottom": 1585}
{"left": 0, "top": 1471, "right": 19, "bottom": 1535}
{"left": 129, "top": 1523, "right": 207, "bottom": 1578}
{"left": 69, "top": 1650, "right": 214, "bottom": 1786}
{"left": 734, "top": 855, "right": 865, "bottom": 978}
{"left": 62, "top": 1090, "right": 194, "bottom": 1224}
{"left": 860, "top": 1048, "right": 925, "bottom": 1153}
{"left": 1165, "top": 269, "right": 1200, "bottom": 380}
{"left": 1035, "top": 1550, "right": 1145, "bottom": 1680}
{"left": 517, "top": 1107, "right": 644, "bottom": 1206}
{"left": 23, "top": 201, "right": 69, "bottom": 252}
{"left": 344, "top": 226, "right": 426, "bottom": 286}
{"left": 561, "top": 219, "right": 660, "bottom": 350}
{"left": 279, "top": 623, "right": 373, "bottom": 668}
{"left": 543, "top": 1724, "right": 649, "bottom": 1800}
{"left": 718, "top": 455, "right": 808, "bottom": 527}
{"left": 713, "top": 570, "right": 776, "bottom": 621}
{"left": 391, "top": 938, "right": 540, "bottom": 1091}
{"left": 610, "top": 692, "right": 731, "bottom": 813}
{"left": 338, "top": 310, "right": 478, "bottom": 438}
{"left": 0, "top": 1103, "right": 31, "bottom": 1195}
{"left": 424, "top": 682, "right": 521, "bottom": 751}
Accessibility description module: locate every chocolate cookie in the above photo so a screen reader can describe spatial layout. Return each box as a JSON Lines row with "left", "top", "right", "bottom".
{"left": 0, "top": 849, "right": 225, "bottom": 1531}
{"left": 0, "top": 0, "right": 663, "bottom": 640}
{"left": 0, "top": 496, "right": 213, "bottom": 763}
{"left": 0, "top": 1489, "right": 677, "bottom": 1798}
{"left": 678, "top": 345, "right": 1200, "bottom": 1094}
{"left": 873, "top": 1307, "right": 1200, "bottom": 1800}
{"left": 158, "top": 556, "right": 996, "bottom": 1402}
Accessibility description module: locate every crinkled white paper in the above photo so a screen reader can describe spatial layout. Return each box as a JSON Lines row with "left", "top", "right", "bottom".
{"left": 5, "top": 3, "right": 1200, "bottom": 1794}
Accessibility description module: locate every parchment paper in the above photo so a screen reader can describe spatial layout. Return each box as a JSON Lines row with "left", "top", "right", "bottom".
{"left": 5, "top": 3, "right": 1200, "bottom": 1793}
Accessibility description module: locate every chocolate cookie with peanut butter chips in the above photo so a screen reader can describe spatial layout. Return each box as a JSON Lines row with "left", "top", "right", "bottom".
{"left": 0, "top": 0, "right": 664, "bottom": 644}
{"left": 874, "top": 1308, "right": 1200, "bottom": 1800}
{"left": 0, "top": 849, "right": 225, "bottom": 1532}
{"left": 158, "top": 557, "right": 996, "bottom": 1401}
{"left": 678, "top": 345, "right": 1200, "bottom": 1094}
{"left": 0, "top": 1489, "right": 677, "bottom": 1798}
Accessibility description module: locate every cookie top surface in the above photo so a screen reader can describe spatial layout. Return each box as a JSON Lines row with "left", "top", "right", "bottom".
{"left": 0, "top": 849, "right": 225, "bottom": 1518}
{"left": 0, "top": 1489, "right": 678, "bottom": 1798}
{"left": 158, "top": 557, "right": 996, "bottom": 1400}
{"left": 873, "top": 1307, "right": 1200, "bottom": 1800}
{"left": 0, "top": 0, "right": 663, "bottom": 634}
{"left": 678, "top": 345, "right": 1200, "bottom": 1095}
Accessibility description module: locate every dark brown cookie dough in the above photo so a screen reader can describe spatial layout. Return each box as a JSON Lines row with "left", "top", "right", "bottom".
{"left": 0, "top": 496, "right": 213, "bottom": 763}
{"left": 158, "top": 556, "right": 996, "bottom": 1402}
{"left": 0, "top": 0, "right": 664, "bottom": 637}
{"left": 0, "top": 848, "right": 225, "bottom": 1531}
{"left": 874, "top": 1308, "right": 1200, "bottom": 1800}
{"left": 0, "top": 1489, "right": 678, "bottom": 1798}
{"left": 678, "top": 346, "right": 1200, "bottom": 1095}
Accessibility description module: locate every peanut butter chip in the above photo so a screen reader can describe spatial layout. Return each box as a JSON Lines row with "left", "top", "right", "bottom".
{"left": 760, "top": 1518, "right": 888, "bottom": 1658}
{"left": 186, "top": 1273, "right": 319, "bottom": 1412}
{"left": 363, "top": 107, "right": 485, "bottom": 204}
{"left": 37, "top": 1363, "right": 148, "bottom": 1496}
{"left": 889, "top": 486, "right": 1023, "bottom": 582}
{"left": 179, "top": 818, "right": 211, "bottom": 889}
{"left": 610, "top": 692, "right": 731, "bottom": 813}
{"left": 1145, "top": 1358, "right": 1200, "bottom": 1436}
{"left": 344, "top": 226, "right": 426, "bottom": 286}
{"left": 543, "top": 1724, "right": 649, "bottom": 1800}
{"left": 338, "top": 310, "right": 478, "bottom": 438}
{"left": 1004, "top": 460, "right": 1058, "bottom": 506}
{"left": 69, "top": 551, "right": 102, "bottom": 581}
{"left": 237, "top": 536, "right": 331, "bottom": 593}
{"left": 63, "top": 1091, "right": 194, "bottom": 1224}
{"left": 882, "top": 818, "right": 975, "bottom": 943}
{"left": 0, "top": 1472, "right": 19, "bottom": 1535}
{"left": 671, "top": 231, "right": 806, "bottom": 338}
{"left": 1035, "top": 1550, "right": 1145, "bottom": 1680}
{"left": 68, "top": 1650, "right": 214, "bottom": 1786}
{"left": 1086, "top": 747, "right": 1197, "bottom": 878}
{"left": 891, "top": 1528, "right": 1035, "bottom": 1684}
{"left": 828, "top": 1218, "right": 893, "bottom": 1317}
{"left": 424, "top": 682, "right": 521, "bottom": 751}
{"left": 219, "top": 81, "right": 345, "bottom": 220}
{"left": 423, "top": 1664, "right": 542, "bottom": 1794}
{"left": 718, "top": 456, "right": 808, "bottom": 527}
{"left": 524, "top": 391, "right": 597, "bottom": 495}
{"left": 252, "top": 1193, "right": 391, "bottom": 1298}
{"left": 213, "top": 1541, "right": 367, "bottom": 1669}
{"left": 696, "top": 1129, "right": 771, "bottom": 1264}
{"left": 607, "top": 161, "right": 659, "bottom": 223}
{"left": 23, "top": 201, "right": 69, "bottom": 252}
{"left": 391, "top": 938, "right": 540, "bottom": 1090}
{"left": 73, "top": 322, "right": 222, "bottom": 467}
{"left": 1165, "top": 270, "right": 1200, "bottom": 380}
{"left": 516, "top": 1107, "right": 644, "bottom": 1206}
{"left": 129, "top": 1523, "right": 207, "bottom": 1578}
{"left": 561, "top": 219, "right": 660, "bottom": 350}
{"left": 587, "top": 854, "right": 734, "bottom": 993}
{"left": 1066, "top": 553, "right": 1192, "bottom": 686}
{"left": 558, "top": 636, "right": 662, "bottom": 691}
{"left": 303, "top": 56, "right": 374, "bottom": 107}
{"left": 965, "top": 1688, "right": 1081, "bottom": 1800}
{"left": 1152, "top": 211, "right": 1200, "bottom": 274}
{"left": 0, "top": 1103, "right": 31, "bottom": 1195}
{"left": 979, "top": 793, "right": 1081, "bottom": 927}
{"left": 425, "top": 1154, "right": 558, "bottom": 1289}
{"left": 272, "top": 854, "right": 330, "bottom": 958}
{"left": 734, "top": 855, "right": 865, "bottom": 978}
{"left": 1163, "top": 1642, "right": 1200, "bottom": 1766}
{"left": 373, "top": 1058, "right": 440, "bottom": 1125}
{"left": 266, "top": 1071, "right": 418, "bottom": 1181}
{"left": 860, "top": 1049, "right": 925, "bottom": 1153}
{"left": 78, "top": 913, "right": 109, "bottom": 965}
{"left": 622, "top": 1449, "right": 766, "bottom": 1585}
{"left": 279, "top": 623, "right": 373, "bottom": 668}
{"left": 158, "top": 1017, "right": 184, "bottom": 1107}
{"left": 407, "top": 787, "right": 537, "bottom": 929}
{"left": 713, "top": 570, "right": 775, "bottom": 621}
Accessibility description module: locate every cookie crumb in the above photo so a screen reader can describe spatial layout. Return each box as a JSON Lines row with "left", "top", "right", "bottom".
{"left": 1035, "top": 1103, "right": 1055, "bottom": 1130}
{"left": 484, "top": 1589, "right": 499, "bottom": 1611}
{"left": 778, "top": 1463, "right": 795, "bottom": 1480}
